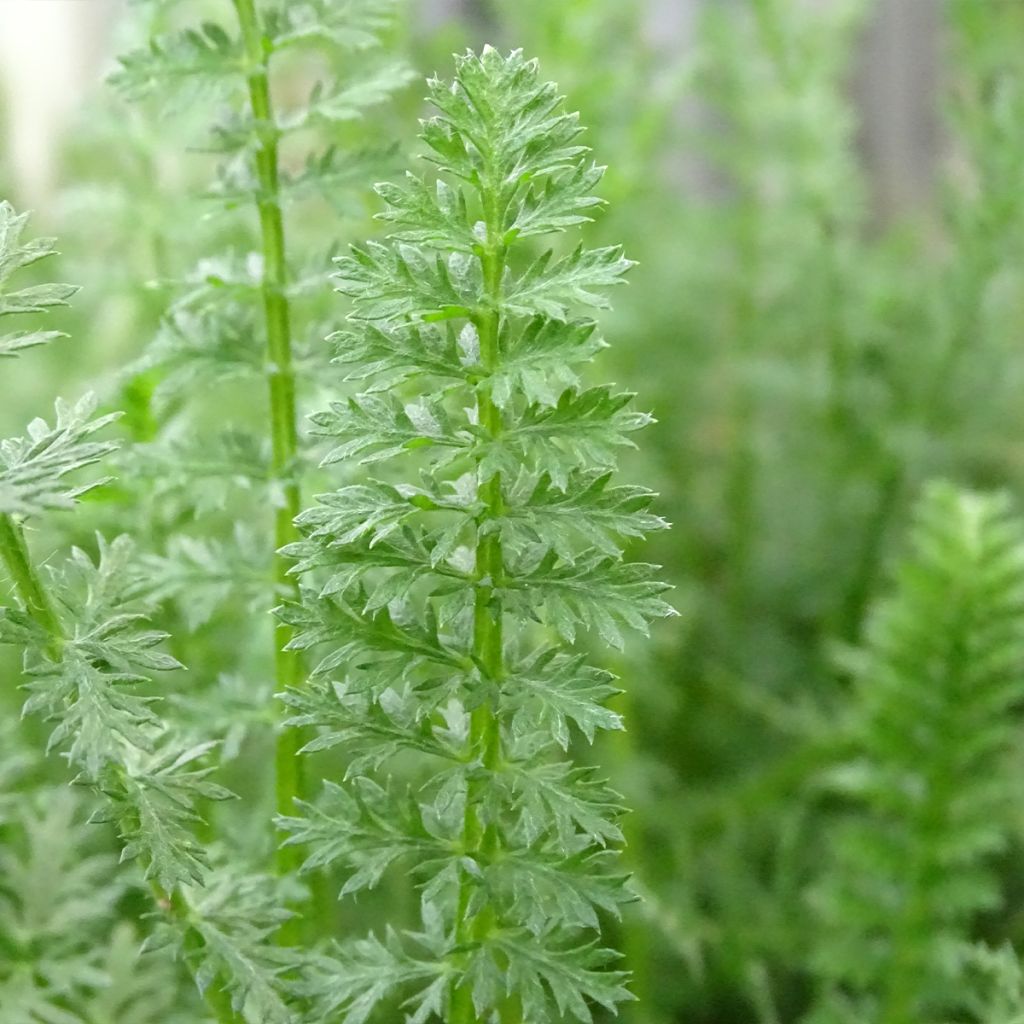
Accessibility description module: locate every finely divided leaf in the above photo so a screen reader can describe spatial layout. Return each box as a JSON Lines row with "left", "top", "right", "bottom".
{"left": 0, "top": 396, "right": 120, "bottom": 516}
{"left": 0, "top": 202, "right": 78, "bottom": 356}
{"left": 282, "top": 47, "right": 666, "bottom": 1024}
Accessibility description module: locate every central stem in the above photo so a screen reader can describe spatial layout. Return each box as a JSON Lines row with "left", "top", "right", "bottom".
{"left": 0, "top": 514, "right": 64, "bottom": 660}
{"left": 450, "top": 197, "right": 507, "bottom": 1024}
{"left": 231, "top": 0, "right": 306, "bottom": 877}
{"left": 879, "top": 628, "right": 967, "bottom": 1024}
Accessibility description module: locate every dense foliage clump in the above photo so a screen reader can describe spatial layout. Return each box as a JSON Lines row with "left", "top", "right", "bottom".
{"left": 7, "top": 1, "right": 1024, "bottom": 1022}
{"left": 0, "top": 7, "right": 669, "bottom": 1022}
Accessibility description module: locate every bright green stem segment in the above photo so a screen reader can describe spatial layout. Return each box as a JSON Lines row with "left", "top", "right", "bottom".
{"left": 231, "top": 0, "right": 306, "bottom": 878}
{"left": 0, "top": 514, "right": 64, "bottom": 659}
{"left": 450, "top": 211, "right": 514, "bottom": 1024}
{"left": 879, "top": 726, "right": 960, "bottom": 1024}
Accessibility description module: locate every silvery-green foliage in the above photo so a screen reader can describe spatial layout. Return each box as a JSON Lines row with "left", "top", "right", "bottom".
{"left": 138, "top": 527, "right": 271, "bottom": 630}
{"left": 114, "top": 0, "right": 408, "bottom": 125}
{"left": 145, "top": 867, "right": 298, "bottom": 1024}
{"left": 0, "top": 722, "right": 33, "bottom": 827}
{"left": 277, "top": 47, "right": 672, "bottom": 1023}
{"left": 106, "top": 0, "right": 411, "bottom": 590}
{"left": 0, "top": 495, "right": 294, "bottom": 1024}
{"left": 0, "top": 206, "right": 297, "bottom": 1023}
{"left": 0, "top": 787, "right": 124, "bottom": 1024}
{"left": 0, "top": 206, "right": 116, "bottom": 518}
{"left": 101, "top": 0, "right": 415, "bottom": 940}
{"left": 0, "top": 201, "right": 77, "bottom": 357}
{"left": 0, "top": 775, "right": 203, "bottom": 1024}
{"left": 83, "top": 922, "right": 203, "bottom": 1024}
{"left": 0, "top": 397, "right": 120, "bottom": 518}
{"left": 109, "top": 0, "right": 410, "bottom": 388}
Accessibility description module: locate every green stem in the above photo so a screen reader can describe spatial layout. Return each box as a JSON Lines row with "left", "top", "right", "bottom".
{"left": 152, "top": 883, "right": 241, "bottom": 1024}
{"left": 450, "top": 194, "right": 511, "bottom": 1024}
{"left": 231, "top": 0, "right": 306, "bottom": 880}
{"left": 878, "top": 631, "right": 967, "bottom": 1024}
{"left": 878, "top": 779, "right": 954, "bottom": 1024}
{"left": 0, "top": 514, "right": 64, "bottom": 659}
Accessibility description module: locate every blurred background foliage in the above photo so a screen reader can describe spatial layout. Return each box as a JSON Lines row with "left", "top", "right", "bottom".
{"left": 4, "top": 0, "right": 1024, "bottom": 1022}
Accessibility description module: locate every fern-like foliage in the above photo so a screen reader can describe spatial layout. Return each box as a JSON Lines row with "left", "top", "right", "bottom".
{"left": 0, "top": 526, "right": 302, "bottom": 1020}
{"left": 146, "top": 866, "right": 297, "bottom": 1024}
{"left": 109, "top": 0, "right": 410, "bottom": 422}
{"left": 114, "top": 0, "right": 409, "bottom": 134}
{"left": 83, "top": 922, "right": 202, "bottom": 1024}
{"left": 808, "top": 483, "right": 1024, "bottom": 1024}
{"left": 108, "top": 0, "right": 411, "bottom": 567}
{"left": 107, "top": 0, "right": 413, "bottom": 904}
{"left": 0, "top": 204, "right": 297, "bottom": 1023}
{"left": 0, "top": 781, "right": 203, "bottom": 1024}
{"left": 1, "top": 535, "right": 229, "bottom": 886}
{"left": 0, "top": 201, "right": 77, "bottom": 357}
{"left": 0, "top": 787, "right": 124, "bottom": 1024}
{"left": 277, "top": 47, "right": 672, "bottom": 1024}
{"left": 0, "top": 206, "right": 115, "bottom": 517}
{"left": 0, "top": 396, "right": 120, "bottom": 517}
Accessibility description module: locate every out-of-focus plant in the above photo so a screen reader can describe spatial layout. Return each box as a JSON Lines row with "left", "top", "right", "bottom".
{"left": 807, "top": 484, "right": 1024, "bottom": 1024}
{"left": 0, "top": 763, "right": 202, "bottom": 1024}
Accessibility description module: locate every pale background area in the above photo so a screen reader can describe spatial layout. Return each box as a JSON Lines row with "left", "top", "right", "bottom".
{"left": 0, "top": 0, "right": 938, "bottom": 215}
{"left": 0, "top": 0, "right": 120, "bottom": 205}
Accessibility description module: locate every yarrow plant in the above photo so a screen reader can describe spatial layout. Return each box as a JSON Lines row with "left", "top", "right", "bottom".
{"left": 11, "top": 2, "right": 1024, "bottom": 1022}
{"left": 275, "top": 46, "right": 673, "bottom": 1023}
{"left": 808, "top": 484, "right": 1024, "bottom": 1024}
{"left": 0, "top": 30, "right": 673, "bottom": 1024}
